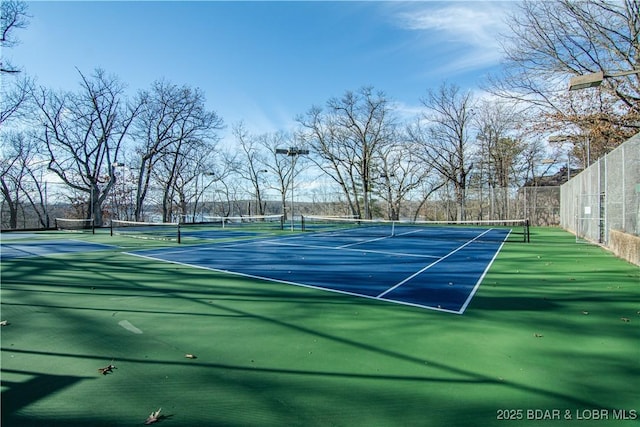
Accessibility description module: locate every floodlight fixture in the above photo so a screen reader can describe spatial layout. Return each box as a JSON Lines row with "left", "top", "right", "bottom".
{"left": 276, "top": 147, "right": 309, "bottom": 156}
{"left": 569, "top": 69, "right": 640, "bottom": 91}
{"left": 568, "top": 72, "right": 605, "bottom": 91}
{"left": 548, "top": 135, "right": 572, "bottom": 143}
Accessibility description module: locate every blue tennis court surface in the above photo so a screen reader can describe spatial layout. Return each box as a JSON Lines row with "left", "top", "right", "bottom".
{"left": 129, "top": 226, "right": 511, "bottom": 314}
{"left": 0, "top": 239, "right": 114, "bottom": 260}
{"left": 181, "top": 229, "right": 266, "bottom": 239}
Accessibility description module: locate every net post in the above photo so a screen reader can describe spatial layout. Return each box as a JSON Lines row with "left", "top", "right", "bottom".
{"left": 301, "top": 215, "right": 305, "bottom": 232}
{"left": 281, "top": 214, "right": 285, "bottom": 230}
{"left": 91, "top": 219, "right": 95, "bottom": 234}
{"left": 525, "top": 219, "right": 530, "bottom": 243}
{"left": 110, "top": 220, "right": 114, "bottom": 236}
{"left": 177, "top": 223, "right": 181, "bottom": 244}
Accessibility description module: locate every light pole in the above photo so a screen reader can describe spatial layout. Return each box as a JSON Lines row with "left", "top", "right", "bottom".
{"left": 31, "top": 158, "right": 51, "bottom": 228}
{"left": 200, "top": 172, "right": 216, "bottom": 221}
{"left": 565, "top": 69, "right": 639, "bottom": 168}
{"left": 569, "top": 69, "right": 640, "bottom": 91}
{"left": 112, "top": 162, "right": 126, "bottom": 219}
{"left": 255, "top": 169, "right": 268, "bottom": 216}
{"left": 276, "top": 147, "right": 309, "bottom": 231}
{"left": 548, "top": 136, "right": 576, "bottom": 180}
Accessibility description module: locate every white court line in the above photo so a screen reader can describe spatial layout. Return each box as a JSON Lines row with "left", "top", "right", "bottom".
{"left": 132, "top": 235, "right": 441, "bottom": 260}
{"left": 457, "top": 229, "right": 511, "bottom": 314}
{"left": 2, "top": 239, "right": 118, "bottom": 259}
{"left": 333, "top": 227, "right": 424, "bottom": 249}
{"left": 128, "top": 239, "right": 261, "bottom": 257}
{"left": 124, "top": 251, "right": 459, "bottom": 314}
{"left": 376, "top": 228, "right": 493, "bottom": 299}
{"left": 124, "top": 228, "right": 506, "bottom": 315}
{"left": 337, "top": 235, "right": 393, "bottom": 249}
{"left": 311, "top": 223, "right": 478, "bottom": 252}
{"left": 263, "top": 239, "right": 440, "bottom": 259}
{"left": 1, "top": 244, "right": 40, "bottom": 258}
{"left": 69, "top": 239, "right": 120, "bottom": 249}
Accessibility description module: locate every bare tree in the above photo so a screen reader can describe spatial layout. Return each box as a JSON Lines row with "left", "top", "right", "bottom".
{"left": 1, "top": 132, "right": 32, "bottom": 228}
{"left": 233, "top": 124, "right": 310, "bottom": 219}
{"left": 473, "top": 100, "right": 529, "bottom": 219}
{"left": 1, "top": 76, "right": 37, "bottom": 228}
{"left": 1, "top": 75, "right": 33, "bottom": 126}
{"left": 409, "top": 176, "right": 448, "bottom": 222}
{"left": 543, "top": 90, "right": 637, "bottom": 166}
{"left": 297, "top": 105, "right": 359, "bottom": 216}
{"left": 373, "top": 130, "right": 437, "bottom": 220}
{"left": 1, "top": 0, "right": 33, "bottom": 127}
{"left": 1, "top": 0, "right": 29, "bottom": 74}
{"left": 1, "top": 137, "right": 25, "bottom": 228}
{"left": 232, "top": 122, "right": 272, "bottom": 216}
{"left": 408, "top": 83, "right": 476, "bottom": 221}
{"left": 298, "top": 86, "right": 396, "bottom": 219}
{"left": 33, "top": 68, "right": 141, "bottom": 226}
{"left": 492, "top": 0, "right": 639, "bottom": 146}
{"left": 259, "top": 131, "right": 308, "bottom": 219}
{"left": 152, "top": 131, "right": 219, "bottom": 223}
{"left": 0, "top": 0, "right": 48, "bottom": 228}
{"left": 131, "top": 80, "right": 224, "bottom": 221}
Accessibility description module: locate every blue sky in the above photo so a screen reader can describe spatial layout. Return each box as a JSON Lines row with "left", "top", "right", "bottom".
{"left": 9, "top": 1, "right": 516, "bottom": 138}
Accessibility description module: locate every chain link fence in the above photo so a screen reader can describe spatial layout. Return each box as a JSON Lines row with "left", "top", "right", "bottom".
{"left": 560, "top": 133, "right": 639, "bottom": 264}
{"left": 462, "top": 186, "right": 560, "bottom": 226}
{"left": 3, "top": 182, "right": 563, "bottom": 230}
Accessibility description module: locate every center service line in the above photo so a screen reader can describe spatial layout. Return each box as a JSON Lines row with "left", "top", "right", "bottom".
{"left": 376, "top": 228, "right": 493, "bottom": 299}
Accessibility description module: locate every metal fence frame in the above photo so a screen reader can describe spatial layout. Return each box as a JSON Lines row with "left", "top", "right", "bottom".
{"left": 560, "top": 133, "right": 640, "bottom": 245}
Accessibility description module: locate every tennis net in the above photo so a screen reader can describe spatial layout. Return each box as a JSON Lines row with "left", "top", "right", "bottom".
{"left": 110, "top": 220, "right": 181, "bottom": 243}
{"left": 55, "top": 218, "right": 95, "bottom": 234}
{"left": 197, "top": 214, "right": 285, "bottom": 231}
{"left": 301, "top": 215, "right": 530, "bottom": 242}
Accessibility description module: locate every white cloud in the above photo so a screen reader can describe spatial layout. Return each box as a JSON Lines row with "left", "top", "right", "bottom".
{"left": 392, "top": 100, "right": 424, "bottom": 122}
{"left": 398, "top": 4, "right": 505, "bottom": 45}
{"left": 392, "top": 2, "right": 515, "bottom": 74}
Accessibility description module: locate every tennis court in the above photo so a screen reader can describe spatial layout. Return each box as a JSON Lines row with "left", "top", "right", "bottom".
{"left": 1, "top": 226, "right": 638, "bottom": 427}
{"left": 129, "top": 223, "right": 513, "bottom": 313}
{"left": 110, "top": 214, "right": 286, "bottom": 243}
{"left": 0, "top": 238, "right": 115, "bottom": 260}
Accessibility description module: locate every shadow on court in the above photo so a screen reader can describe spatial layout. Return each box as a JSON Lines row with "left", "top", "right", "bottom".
{"left": 1, "top": 228, "right": 638, "bottom": 426}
